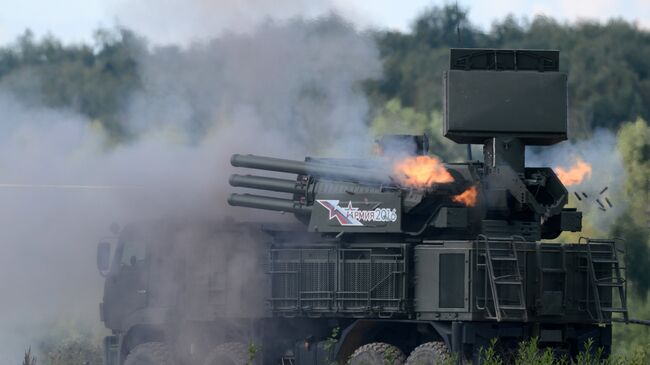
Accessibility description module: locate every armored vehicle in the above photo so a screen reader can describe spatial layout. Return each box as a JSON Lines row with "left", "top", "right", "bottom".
{"left": 98, "top": 49, "right": 628, "bottom": 364}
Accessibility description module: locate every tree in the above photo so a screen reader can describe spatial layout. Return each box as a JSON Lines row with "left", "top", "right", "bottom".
{"left": 618, "top": 118, "right": 650, "bottom": 223}
{"left": 612, "top": 118, "right": 650, "bottom": 297}
{"left": 370, "top": 6, "right": 650, "bottom": 134}
{"left": 371, "top": 98, "right": 466, "bottom": 161}
{"left": 0, "top": 28, "right": 144, "bottom": 141}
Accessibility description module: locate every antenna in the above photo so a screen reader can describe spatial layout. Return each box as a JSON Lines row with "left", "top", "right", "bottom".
{"left": 455, "top": 1, "right": 473, "bottom": 161}
{"left": 456, "top": 1, "right": 462, "bottom": 46}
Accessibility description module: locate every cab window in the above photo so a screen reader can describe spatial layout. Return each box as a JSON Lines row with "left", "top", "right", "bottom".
{"left": 119, "top": 234, "right": 147, "bottom": 266}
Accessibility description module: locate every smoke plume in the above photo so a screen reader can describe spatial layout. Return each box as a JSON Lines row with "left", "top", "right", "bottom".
{"left": 526, "top": 129, "right": 626, "bottom": 233}
{"left": 0, "top": 15, "right": 381, "bottom": 362}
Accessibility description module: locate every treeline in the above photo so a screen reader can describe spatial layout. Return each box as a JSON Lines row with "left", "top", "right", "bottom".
{"left": 0, "top": 29, "right": 142, "bottom": 139}
{"left": 2, "top": 6, "right": 650, "bottom": 139}
{"left": 369, "top": 6, "right": 650, "bottom": 137}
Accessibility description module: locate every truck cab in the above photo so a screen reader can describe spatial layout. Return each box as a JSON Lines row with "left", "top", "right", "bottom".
{"left": 96, "top": 219, "right": 273, "bottom": 365}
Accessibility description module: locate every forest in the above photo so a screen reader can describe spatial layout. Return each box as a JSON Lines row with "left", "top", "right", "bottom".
{"left": 2, "top": 4, "right": 650, "bottom": 364}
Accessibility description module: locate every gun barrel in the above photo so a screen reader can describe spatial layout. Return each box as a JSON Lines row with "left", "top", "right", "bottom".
{"left": 229, "top": 174, "right": 307, "bottom": 194}
{"left": 228, "top": 193, "right": 311, "bottom": 214}
{"left": 231, "top": 154, "right": 388, "bottom": 184}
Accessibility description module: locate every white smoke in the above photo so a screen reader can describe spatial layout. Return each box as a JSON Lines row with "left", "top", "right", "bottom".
{"left": 0, "top": 15, "right": 381, "bottom": 362}
{"left": 526, "top": 129, "right": 626, "bottom": 233}
{"left": 109, "top": 0, "right": 338, "bottom": 45}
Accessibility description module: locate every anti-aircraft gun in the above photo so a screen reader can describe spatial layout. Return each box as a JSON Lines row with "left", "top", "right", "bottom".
{"left": 95, "top": 49, "right": 630, "bottom": 365}
{"left": 229, "top": 49, "right": 580, "bottom": 242}
{"left": 225, "top": 49, "right": 628, "bottom": 364}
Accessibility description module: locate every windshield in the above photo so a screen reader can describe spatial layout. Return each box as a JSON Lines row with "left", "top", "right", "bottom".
{"left": 117, "top": 229, "right": 148, "bottom": 267}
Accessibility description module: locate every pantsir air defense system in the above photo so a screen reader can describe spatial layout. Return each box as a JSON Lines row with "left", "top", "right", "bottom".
{"left": 97, "top": 49, "right": 629, "bottom": 365}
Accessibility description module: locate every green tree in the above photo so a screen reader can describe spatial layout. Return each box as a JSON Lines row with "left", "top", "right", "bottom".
{"left": 617, "top": 118, "right": 650, "bottom": 223}
{"left": 371, "top": 98, "right": 466, "bottom": 161}
{"left": 370, "top": 6, "right": 650, "bottom": 135}
{"left": 612, "top": 118, "right": 650, "bottom": 297}
{"left": 0, "top": 28, "right": 144, "bottom": 140}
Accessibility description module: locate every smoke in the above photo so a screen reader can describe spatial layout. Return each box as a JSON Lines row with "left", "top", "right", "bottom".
{"left": 108, "top": 0, "right": 356, "bottom": 45}
{"left": 526, "top": 129, "right": 626, "bottom": 233}
{"left": 0, "top": 15, "right": 381, "bottom": 362}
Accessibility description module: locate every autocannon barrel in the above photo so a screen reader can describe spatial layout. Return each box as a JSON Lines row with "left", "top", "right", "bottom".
{"left": 228, "top": 193, "right": 312, "bottom": 214}
{"left": 231, "top": 154, "right": 388, "bottom": 184}
{"left": 229, "top": 174, "right": 308, "bottom": 194}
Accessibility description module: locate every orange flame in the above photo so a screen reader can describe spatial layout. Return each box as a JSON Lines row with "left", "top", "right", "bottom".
{"left": 452, "top": 186, "right": 478, "bottom": 207}
{"left": 554, "top": 158, "right": 592, "bottom": 186}
{"left": 393, "top": 155, "right": 454, "bottom": 187}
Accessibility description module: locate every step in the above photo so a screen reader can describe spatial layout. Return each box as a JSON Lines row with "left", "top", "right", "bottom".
{"left": 592, "top": 258, "right": 618, "bottom": 264}
{"left": 499, "top": 305, "right": 526, "bottom": 310}
{"left": 596, "top": 281, "right": 625, "bottom": 287}
{"left": 494, "top": 275, "right": 522, "bottom": 281}
{"left": 595, "top": 276, "right": 617, "bottom": 282}
{"left": 491, "top": 256, "right": 518, "bottom": 261}
{"left": 542, "top": 268, "right": 566, "bottom": 274}
{"left": 601, "top": 307, "right": 628, "bottom": 313}
{"left": 495, "top": 279, "right": 523, "bottom": 285}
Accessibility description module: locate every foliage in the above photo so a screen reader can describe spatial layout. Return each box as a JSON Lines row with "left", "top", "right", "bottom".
{"left": 323, "top": 326, "right": 340, "bottom": 365}
{"left": 2, "top": 7, "right": 650, "bottom": 143}
{"left": 43, "top": 338, "right": 102, "bottom": 365}
{"left": 0, "top": 28, "right": 143, "bottom": 140}
{"left": 479, "top": 338, "right": 504, "bottom": 365}
{"left": 574, "top": 338, "right": 604, "bottom": 365}
{"left": 440, "top": 353, "right": 459, "bottom": 365}
{"left": 617, "top": 119, "right": 650, "bottom": 224}
{"left": 23, "top": 347, "right": 37, "bottom": 365}
{"left": 247, "top": 342, "right": 261, "bottom": 365}
{"left": 611, "top": 118, "right": 650, "bottom": 297}
{"left": 370, "top": 98, "right": 467, "bottom": 161}
{"left": 613, "top": 292, "right": 650, "bottom": 355}
{"left": 370, "top": 5, "right": 650, "bottom": 136}
{"left": 514, "top": 338, "right": 563, "bottom": 365}
{"left": 383, "top": 345, "right": 399, "bottom": 364}
{"left": 478, "top": 337, "right": 650, "bottom": 365}
{"left": 32, "top": 319, "right": 105, "bottom": 365}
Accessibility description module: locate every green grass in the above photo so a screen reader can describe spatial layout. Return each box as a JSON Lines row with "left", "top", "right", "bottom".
{"left": 479, "top": 337, "right": 650, "bottom": 365}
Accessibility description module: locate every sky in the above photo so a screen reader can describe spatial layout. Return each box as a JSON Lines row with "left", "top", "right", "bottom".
{"left": 0, "top": 0, "right": 649, "bottom": 46}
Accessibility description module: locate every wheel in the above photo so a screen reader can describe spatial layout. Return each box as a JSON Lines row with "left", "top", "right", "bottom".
{"left": 405, "top": 342, "right": 449, "bottom": 365}
{"left": 348, "top": 342, "right": 406, "bottom": 365}
{"left": 203, "top": 342, "right": 248, "bottom": 365}
{"left": 124, "top": 342, "right": 174, "bottom": 365}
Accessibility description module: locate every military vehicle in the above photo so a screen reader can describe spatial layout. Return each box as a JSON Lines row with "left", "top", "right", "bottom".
{"left": 97, "top": 49, "right": 629, "bottom": 364}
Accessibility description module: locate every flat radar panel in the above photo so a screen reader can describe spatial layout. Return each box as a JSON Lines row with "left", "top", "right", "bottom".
{"left": 443, "top": 48, "right": 567, "bottom": 145}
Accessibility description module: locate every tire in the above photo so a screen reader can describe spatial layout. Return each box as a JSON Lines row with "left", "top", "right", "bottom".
{"left": 124, "top": 342, "right": 174, "bottom": 365}
{"left": 405, "top": 342, "right": 449, "bottom": 365}
{"left": 348, "top": 342, "right": 406, "bottom": 365}
{"left": 203, "top": 342, "right": 248, "bottom": 365}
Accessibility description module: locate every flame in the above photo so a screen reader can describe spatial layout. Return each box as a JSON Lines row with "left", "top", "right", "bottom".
{"left": 453, "top": 185, "right": 478, "bottom": 207}
{"left": 554, "top": 158, "right": 592, "bottom": 186}
{"left": 393, "top": 155, "right": 454, "bottom": 187}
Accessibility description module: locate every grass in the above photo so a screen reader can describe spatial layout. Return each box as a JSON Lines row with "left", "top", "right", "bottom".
{"left": 23, "top": 329, "right": 650, "bottom": 365}
{"left": 479, "top": 337, "right": 650, "bottom": 365}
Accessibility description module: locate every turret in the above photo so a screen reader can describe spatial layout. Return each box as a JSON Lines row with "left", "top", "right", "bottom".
{"left": 228, "top": 48, "right": 583, "bottom": 241}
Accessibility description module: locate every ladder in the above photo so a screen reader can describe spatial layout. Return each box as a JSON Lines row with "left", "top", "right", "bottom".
{"left": 535, "top": 242, "right": 567, "bottom": 315}
{"left": 479, "top": 235, "right": 528, "bottom": 322}
{"left": 581, "top": 237, "right": 628, "bottom": 323}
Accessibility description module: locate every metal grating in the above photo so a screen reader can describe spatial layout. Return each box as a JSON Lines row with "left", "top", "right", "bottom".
{"left": 269, "top": 245, "right": 407, "bottom": 315}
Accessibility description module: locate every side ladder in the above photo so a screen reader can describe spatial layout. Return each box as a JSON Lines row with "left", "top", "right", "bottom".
{"left": 479, "top": 235, "right": 528, "bottom": 322}
{"left": 535, "top": 242, "right": 567, "bottom": 316}
{"left": 581, "top": 237, "right": 628, "bottom": 323}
